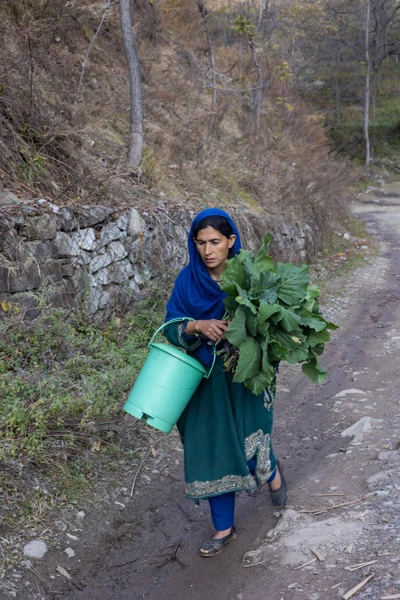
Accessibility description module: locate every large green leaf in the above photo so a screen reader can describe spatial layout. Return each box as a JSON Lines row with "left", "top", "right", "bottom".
{"left": 237, "top": 249, "right": 258, "bottom": 289}
{"left": 285, "top": 345, "right": 310, "bottom": 364}
{"left": 234, "top": 337, "right": 261, "bottom": 382}
{"left": 245, "top": 308, "right": 258, "bottom": 336}
{"left": 220, "top": 257, "right": 247, "bottom": 295}
{"left": 251, "top": 271, "right": 279, "bottom": 297}
{"left": 300, "top": 314, "right": 327, "bottom": 332}
{"left": 302, "top": 358, "right": 328, "bottom": 383}
{"left": 244, "top": 366, "right": 275, "bottom": 395}
{"left": 273, "top": 330, "right": 302, "bottom": 352}
{"left": 226, "top": 306, "right": 247, "bottom": 347}
{"left": 303, "top": 285, "right": 320, "bottom": 312}
{"left": 276, "top": 263, "right": 309, "bottom": 305}
{"left": 223, "top": 294, "right": 239, "bottom": 315}
{"left": 258, "top": 302, "right": 281, "bottom": 322}
{"left": 268, "top": 340, "right": 285, "bottom": 362}
{"left": 305, "top": 328, "right": 331, "bottom": 345}
{"left": 260, "top": 287, "right": 278, "bottom": 304}
{"left": 277, "top": 306, "right": 302, "bottom": 332}
{"left": 257, "top": 320, "right": 270, "bottom": 337}
{"left": 254, "top": 234, "right": 274, "bottom": 272}
{"left": 313, "top": 343, "right": 325, "bottom": 356}
{"left": 243, "top": 256, "right": 261, "bottom": 288}
{"left": 237, "top": 249, "right": 254, "bottom": 264}
{"left": 236, "top": 286, "right": 258, "bottom": 315}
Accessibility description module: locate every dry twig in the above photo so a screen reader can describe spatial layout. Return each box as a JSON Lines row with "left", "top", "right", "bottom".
{"left": 310, "top": 547, "right": 325, "bottom": 562}
{"left": 150, "top": 539, "right": 187, "bottom": 569}
{"left": 0, "top": 165, "right": 39, "bottom": 195}
{"left": 300, "top": 493, "right": 373, "bottom": 515}
{"left": 106, "top": 557, "right": 139, "bottom": 570}
{"left": 28, "top": 564, "right": 46, "bottom": 583}
{"left": 130, "top": 437, "right": 165, "bottom": 497}
{"left": 294, "top": 557, "right": 317, "bottom": 570}
{"left": 347, "top": 559, "right": 379, "bottom": 571}
{"left": 311, "top": 493, "right": 347, "bottom": 497}
{"left": 342, "top": 574, "right": 374, "bottom": 599}
{"left": 0, "top": 581, "right": 17, "bottom": 592}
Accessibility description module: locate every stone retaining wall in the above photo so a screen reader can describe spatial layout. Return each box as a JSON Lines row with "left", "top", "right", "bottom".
{"left": 0, "top": 192, "right": 323, "bottom": 320}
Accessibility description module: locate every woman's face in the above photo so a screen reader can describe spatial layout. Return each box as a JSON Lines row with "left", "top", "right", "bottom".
{"left": 194, "top": 226, "right": 236, "bottom": 271}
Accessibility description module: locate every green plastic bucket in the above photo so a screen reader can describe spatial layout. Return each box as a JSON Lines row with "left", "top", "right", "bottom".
{"left": 123, "top": 319, "right": 215, "bottom": 434}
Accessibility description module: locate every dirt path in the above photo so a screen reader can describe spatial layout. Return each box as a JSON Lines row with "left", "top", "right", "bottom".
{"left": 15, "top": 185, "right": 400, "bottom": 600}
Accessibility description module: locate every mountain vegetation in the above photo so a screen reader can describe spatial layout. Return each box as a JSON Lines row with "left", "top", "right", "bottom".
{"left": 1, "top": 0, "right": 362, "bottom": 223}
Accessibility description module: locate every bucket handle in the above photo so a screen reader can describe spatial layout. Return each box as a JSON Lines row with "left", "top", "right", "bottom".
{"left": 148, "top": 317, "right": 216, "bottom": 379}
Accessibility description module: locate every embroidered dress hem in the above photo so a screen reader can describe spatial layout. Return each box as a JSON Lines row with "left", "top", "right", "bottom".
{"left": 185, "top": 429, "right": 275, "bottom": 500}
{"left": 185, "top": 474, "right": 257, "bottom": 500}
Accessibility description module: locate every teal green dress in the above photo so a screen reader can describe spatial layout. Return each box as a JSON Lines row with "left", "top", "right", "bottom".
{"left": 164, "top": 322, "right": 276, "bottom": 501}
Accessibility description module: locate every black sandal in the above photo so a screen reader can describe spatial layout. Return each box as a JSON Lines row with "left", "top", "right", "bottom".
{"left": 269, "top": 459, "right": 288, "bottom": 508}
{"left": 199, "top": 526, "right": 236, "bottom": 557}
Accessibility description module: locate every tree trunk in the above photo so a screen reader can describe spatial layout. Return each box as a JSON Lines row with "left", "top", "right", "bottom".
{"left": 334, "top": 59, "right": 340, "bottom": 124}
{"left": 120, "top": 0, "right": 143, "bottom": 167}
{"left": 198, "top": 1, "right": 217, "bottom": 111}
{"left": 290, "top": 32, "right": 296, "bottom": 69}
{"left": 249, "top": 39, "right": 263, "bottom": 143}
{"left": 372, "top": 67, "right": 378, "bottom": 122}
{"left": 257, "top": 0, "right": 265, "bottom": 31}
{"left": 238, "top": 37, "right": 243, "bottom": 79}
{"left": 364, "top": 0, "right": 371, "bottom": 167}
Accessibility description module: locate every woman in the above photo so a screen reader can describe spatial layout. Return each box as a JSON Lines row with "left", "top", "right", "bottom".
{"left": 164, "top": 208, "right": 287, "bottom": 557}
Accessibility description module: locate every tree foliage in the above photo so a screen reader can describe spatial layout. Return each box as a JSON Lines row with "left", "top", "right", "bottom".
{"left": 277, "top": 0, "right": 400, "bottom": 163}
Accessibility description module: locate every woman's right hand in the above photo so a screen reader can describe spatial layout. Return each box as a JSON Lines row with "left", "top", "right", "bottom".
{"left": 185, "top": 319, "right": 228, "bottom": 342}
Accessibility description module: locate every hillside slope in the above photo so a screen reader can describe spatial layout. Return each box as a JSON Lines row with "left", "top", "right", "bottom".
{"left": 0, "top": 0, "right": 354, "bottom": 234}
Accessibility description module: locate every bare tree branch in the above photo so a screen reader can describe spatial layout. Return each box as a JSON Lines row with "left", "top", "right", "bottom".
{"left": 74, "top": 0, "right": 114, "bottom": 111}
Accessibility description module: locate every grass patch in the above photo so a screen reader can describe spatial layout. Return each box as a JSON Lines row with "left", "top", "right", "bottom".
{"left": 212, "top": 168, "right": 259, "bottom": 208}
{"left": 309, "top": 216, "right": 378, "bottom": 293}
{"left": 326, "top": 88, "right": 400, "bottom": 166}
{"left": 0, "top": 296, "right": 166, "bottom": 533}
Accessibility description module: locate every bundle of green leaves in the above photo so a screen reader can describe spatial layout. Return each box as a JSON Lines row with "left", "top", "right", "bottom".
{"left": 220, "top": 235, "right": 338, "bottom": 395}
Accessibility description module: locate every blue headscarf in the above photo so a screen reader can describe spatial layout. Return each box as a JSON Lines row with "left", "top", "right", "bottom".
{"left": 165, "top": 208, "right": 242, "bottom": 365}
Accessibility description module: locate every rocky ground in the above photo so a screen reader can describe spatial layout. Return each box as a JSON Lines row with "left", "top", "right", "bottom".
{"left": 3, "top": 183, "right": 400, "bottom": 600}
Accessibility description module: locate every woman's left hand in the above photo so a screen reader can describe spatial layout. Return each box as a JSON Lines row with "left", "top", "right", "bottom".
{"left": 186, "top": 319, "right": 228, "bottom": 342}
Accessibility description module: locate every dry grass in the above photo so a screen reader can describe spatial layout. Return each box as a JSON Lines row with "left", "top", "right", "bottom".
{"left": 0, "top": 0, "right": 355, "bottom": 238}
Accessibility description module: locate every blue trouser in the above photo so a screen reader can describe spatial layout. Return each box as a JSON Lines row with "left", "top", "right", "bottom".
{"left": 208, "top": 459, "right": 276, "bottom": 530}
